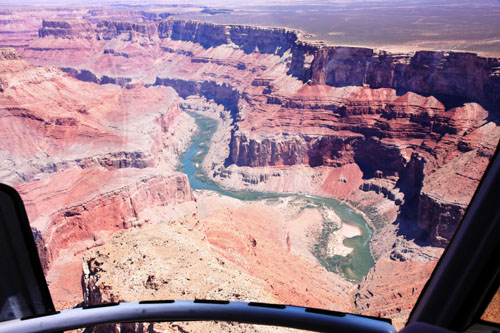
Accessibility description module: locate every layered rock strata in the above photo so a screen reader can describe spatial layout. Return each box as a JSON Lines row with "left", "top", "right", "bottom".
{"left": 22, "top": 18, "right": 500, "bottom": 106}
{"left": 0, "top": 48, "right": 195, "bottom": 306}
{"left": 0, "top": 12, "right": 499, "bottom": 327}
{"left": 32, "top": 18, "right": 500, "bottom": 107}
{"left": 60, "top": 67, "right": 131, "bottom": 86}
{"left": 290, "top": 47, "right": 500, "bottom": 110}
{"left": 39, "top": 19, "right": 94, "bottom": 38}
{"left": 228, "top": 84, "right": 499, "bottom": 247}
{"left": 80, "top": 193, "right": 353, "bottom": 332}
{"left": 354, "top": 258, "right": 437, "bottom": 330}
{"left": 17, "top": 168, "right": 193, "bottom": 271}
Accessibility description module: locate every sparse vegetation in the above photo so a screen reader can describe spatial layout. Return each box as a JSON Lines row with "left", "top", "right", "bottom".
{"left": 362, "top": 205, "right": 386, "bottom": 229}
{"left": 181, "top": 111, "right": 374, "bottom": 282}
{"left": 347, "top": 199, "right": 386, "bottom": 229}
{"left": 311, "top": 218, "right": 355, "bottom": 278}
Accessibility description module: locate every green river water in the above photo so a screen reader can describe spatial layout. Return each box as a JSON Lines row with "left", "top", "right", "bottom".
{"left": 179, "top": 112, "right": 374, "bottom": 282}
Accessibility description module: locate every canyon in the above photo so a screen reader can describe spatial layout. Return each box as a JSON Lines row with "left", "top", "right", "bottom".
{"left": 0, "top": 5, "right": 499, "bottom": 332}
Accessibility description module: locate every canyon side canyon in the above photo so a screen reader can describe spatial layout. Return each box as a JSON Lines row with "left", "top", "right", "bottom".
{"left": 0, "top": 5, "right": 499, "bottom": 332}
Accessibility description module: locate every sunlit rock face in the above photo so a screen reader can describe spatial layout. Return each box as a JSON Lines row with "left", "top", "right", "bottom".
{"left": 0, "top": 9, "right": 499, "bottom": 327}
{"left": 39, "top": 19, "right": 94, "bottom": 38}
{"left": 0, "top": 47, "right": 196, "bottom": 306}
{"left": 80, "top": 199, "right": 354, "bottom": 332}
{"left": 291, "top": 47, "right": 500, "bottom": 109}
{"left": 354, "top": 258, "right": 438, "bottom": 330}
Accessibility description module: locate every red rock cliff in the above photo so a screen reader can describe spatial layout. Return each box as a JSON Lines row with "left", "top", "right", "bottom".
{"left": 39, "top": 19, "right": 93, "bottom": 38}
{"left": 22, "top": 16, "right": 500, "bottom": 250}
{"left": 290, "top": 45, "right": 500, "bottom": 110}
{"left": 0, "top": 48, "right": 196, "bottom": 306}
{"left": 18, "top": 168, "right": 193, "bottom": 271}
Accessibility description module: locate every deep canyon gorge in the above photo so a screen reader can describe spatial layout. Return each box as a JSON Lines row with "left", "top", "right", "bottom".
{"left": 0, "top": 4, "right": 499, "bottom": 332}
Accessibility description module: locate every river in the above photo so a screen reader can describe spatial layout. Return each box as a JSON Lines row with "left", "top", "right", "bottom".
{"left": 179, "top": 112, "right": 374, "bottom": 282}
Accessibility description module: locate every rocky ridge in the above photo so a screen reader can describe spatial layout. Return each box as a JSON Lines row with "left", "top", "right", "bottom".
{"left": 18, "top": 168, "right": 193, "bottom": 272}
{"left": 80, "top": 193, "right": 352, "bottom": 332}
{"left": 39, "top": 19, "right": 94, "bottom": 38}
{"left": 354, "top": 258, "right": 437, "bottom": 330}
{"left": 27, "top": 18, "right": 500, "bottom": 111}
{"left": 0, "top": 47, "right": 196, "bottom": 306}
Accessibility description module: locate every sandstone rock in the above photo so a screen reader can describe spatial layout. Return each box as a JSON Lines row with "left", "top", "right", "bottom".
{"left": 417, "top": 150, "right": 492, "bottom": 246}
{"left": 1, "top": 12, "right": 499, "bottom": 329}
{"left": 17, "top": 11, "right": 497, "bottom": 287}
{"left": 0, "top": 47, "right": 20, "bottom": 60}
{"left": 18, "top": 168, "right": 193, "bottom": 269}
{"left": 354, "top": 258, "right": 437, "bottom": 330}
{"left": 81, "top": 215, "right": 302, "bottom": 332}
{"left": 31, "top": 226, "right": 51, "bottom": 274}
{"left": 96, "top": 20, "right": 157, "bottom": 40}
{"left": 157, "top": 19, "right": 297, "bottom": 55}
{"left": 360, "top": 179, "right": 404, "bottom": 206}
{"left": 291, "top": 47, "right": 500, "bottom": 109}
{"left": 60, "top": 67, "right": 131, "bottom": 86}
{"left": 227, "top": 83, "right": 498, "bottom": 246}
{"left": 0, "top": 50, "right": 198, "bottom": 308}
{"left": 39, "top": 19, "right": 93, "bottom": 38}
{"left": 14, "top": 14, "right": 500, "bottom": 113}
{"left": 154, "top": 77, "right": 240, "bottom": 115}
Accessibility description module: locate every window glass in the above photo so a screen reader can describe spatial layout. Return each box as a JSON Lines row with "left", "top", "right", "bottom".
{"left": 0, "top": 1, "right": 499, "bottom": 331}
{"left": 482, "top": 287, "right": 500, "bottom": 325}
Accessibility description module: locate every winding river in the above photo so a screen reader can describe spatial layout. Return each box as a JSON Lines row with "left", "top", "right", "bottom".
{"left": 179, "top": 112, "right": 374, "bottom": 282}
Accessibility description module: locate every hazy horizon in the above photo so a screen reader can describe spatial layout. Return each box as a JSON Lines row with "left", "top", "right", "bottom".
{"left": 1, "top": 0, "right": 498, "bottom": 55}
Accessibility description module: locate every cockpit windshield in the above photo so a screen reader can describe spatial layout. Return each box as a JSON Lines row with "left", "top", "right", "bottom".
{"left": 0, "top": 0, "right": 499, "bottom": 331}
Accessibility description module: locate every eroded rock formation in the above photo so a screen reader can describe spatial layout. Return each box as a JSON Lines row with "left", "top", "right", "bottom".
{"left": 39, "top": 19, "right": 93, "bottom": 38}
{"left": 80, "top": 194, "right": 353, "bottom": 332}
{"left": 0, "top": 47, "right": 196, "bottom": 306}
{"left": 18, "top": 168, "right": 193, "bottom": 271}
{"left": 290, "top": 47, "right": 500, "bottom": 108}
{"left": 354, "top": 258, "right": 437, "bottom": 330}
{"left": 0, "top": 10, "right": 499, "bottom": 328}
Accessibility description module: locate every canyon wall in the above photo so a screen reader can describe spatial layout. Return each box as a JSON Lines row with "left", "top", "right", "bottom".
{"left": 94, "top": 18, "right": 500, "bottom": 108}
{"left": 28, "top": 17, "right": 500, "bottom": 110}
{"left": 0, "top": 47, "right": 196, "bottom": 306}
{"left": 25, "top": 17, "right": 500, "bottom": 248}
{"left": 157, "top": 19, "right": 297, "bottom": 54}
{"left": 154, "top": 77, "right": 240, "bottom": 115}
{"left": 416, "top": 149, "right": 493, "bottom": 246}
{"left": 2, "top": 12, "right": 500, "bottom": 325}
{"left": 18, "top": 169, "right": 193, "bottom": 271}
{"left": 39, "top": 19, "right": 93, "bottom": 38}
{"left": 354, "top": 258, "right": 437, "bottom": 329}
{"left": 290, "top": 46, "right": 500, "bottom": 110}
{"left": 153, "top": 17, "right": 500, "bottom": 111}
{"left": 79, "top": 195, "right": 355, "bottom": 332}
{"left": 60, "top": 67, "right": 131, "bottom": 86}
{"left": 96, "top": 20, "right": 158, "bottom": 40}
{"left": 228, "top": 82, "right": 498, "bottom": 247}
